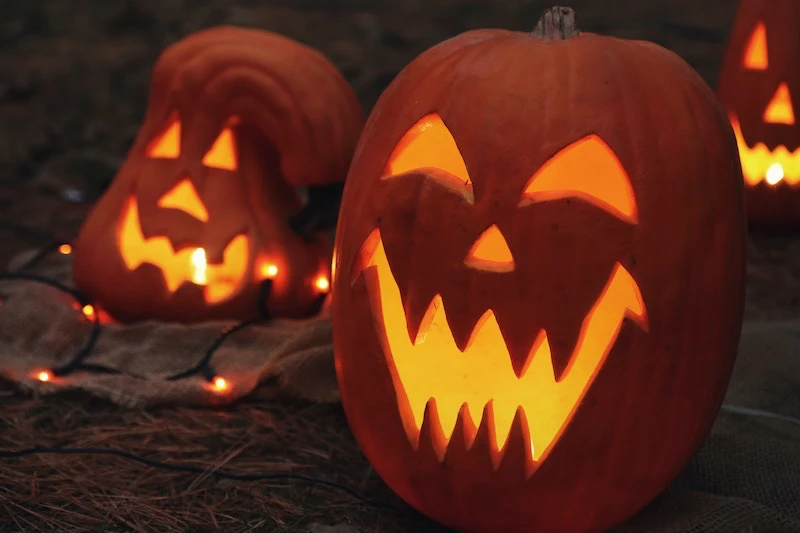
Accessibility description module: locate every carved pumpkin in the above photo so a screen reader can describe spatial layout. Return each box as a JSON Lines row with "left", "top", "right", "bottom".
{"left": 332, "top": 8, "right": 746, "bottom": 533}
{"left": 73, "top": 26, "right": 364, "bottom": 323}
{"left": 717, "top": 0, "right": 800, "bottom": 225}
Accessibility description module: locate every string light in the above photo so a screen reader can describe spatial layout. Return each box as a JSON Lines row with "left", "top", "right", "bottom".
{"left": 211, "top": 376, "right": 229, "bottom": 393}
{"left": 2, "top": 231, "right": 326, "bottom": 388}
{"left": 260, "top": 263, "right": 278, "bottom": 279}
{"left": 82, "top": 304, "right": 95, "bottom": 319}
{"left": 314, "top": 275, "right": 330, "bottom": 292}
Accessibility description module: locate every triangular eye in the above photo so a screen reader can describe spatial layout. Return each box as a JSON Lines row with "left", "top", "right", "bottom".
{"left": 763, "top": 83, "right": 796, "bottom": 125}
{"left": 202, "top": 127, "right": 238, "bottom": 170}
{"left": 146, "top": 116, "right": 181, "bottom": 159}
{"left": 520, "top": 134, "right": 637, "bottom": 224}
{"left": 742, "top": 21, "right": 768, "bottom": 70}
{"left": 383, "top": 113, "right": 473, "bottom": 203}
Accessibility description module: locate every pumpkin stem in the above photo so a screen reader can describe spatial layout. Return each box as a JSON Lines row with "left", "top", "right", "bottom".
{"left": 531, "top": 6, "right": 580, "bottom": 40}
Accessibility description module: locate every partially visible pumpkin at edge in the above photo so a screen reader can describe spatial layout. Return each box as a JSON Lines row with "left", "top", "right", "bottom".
{"left": 717, "top": 0, "right": 800, "bottom": 226}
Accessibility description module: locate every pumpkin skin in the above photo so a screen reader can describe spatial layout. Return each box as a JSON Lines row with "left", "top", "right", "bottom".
{"left": 332, "top": 8, "right": 746, "bottom": 533}
{"left": 73, "top": 26, "right": 364, "bottom": 323}
{"left": 717, "top": 0, "right": 800, "bottom": 226}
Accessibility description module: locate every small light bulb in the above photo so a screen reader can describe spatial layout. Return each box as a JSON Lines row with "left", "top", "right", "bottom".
{"left": 212, "top": 376, "right": 228, "bottom": 392}
{"left": 190, "top": 248, "right": 208, "bottom": 285}
{"left": 314, "top": 276, "right": 330, "bottom": 292}
{"left": 263, "top": 264, "right": 278, "bottom": 278}
{"left": 37, "top": 370, "right": 52, "bottom": 382}
{"left": 82, "top": 304, "right": 95, "bottom": 319}
{"left": 58, "top": 244, "right": 72, "bottom": 255}
{"left": 766, "top": 163, "right": 785, "bottom": 186}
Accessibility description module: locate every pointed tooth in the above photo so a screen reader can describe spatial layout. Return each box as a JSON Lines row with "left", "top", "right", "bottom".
{"left": 444, "top": 403, "right": 479, "bottom": 465}
{"left": 547, "top": 320, "right": 582, "bottom": 383}
{"left": 350, "top": 228, "right": 382, "bottom": 286}
{"left": 469, "top": 403, "right": 500, "bottom": 474}
{"left": 462, "top": 310, "right": 507, "bottom": 368}
{"left": 497, "top": 406, "right": 535, "bottom": 480}
{"left": 460, "top": 403, "right": 481, "bottom": 449}
{"left": 522, "top": 332, "right": 556, "bottom": 383}
{"left": 487, "top": 399, "right": 518, "bottom": 468}
{"left": 613, "top": 263, "right": 648, "bottom": 330}
{"left": 404, "top": 391, "right": 430, "bottom": 444}
{"left": 411, "top": 294, "right": 444, "bottom": 344}
{"left": 405, "top": 286, "right": 443, "bottom": 345}
{"left": 514, "top": 330, "right": 549, "bottom": 379}
{"left": 418, "top": 398, "right": 448, "bottom": 462}
{"left": 449, "top": 304, "right": 489, "bottom": 353}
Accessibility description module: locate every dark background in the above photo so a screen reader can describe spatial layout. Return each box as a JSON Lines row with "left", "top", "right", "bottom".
{"left": 0, "top": 0, "right": 796, "bottom": 317}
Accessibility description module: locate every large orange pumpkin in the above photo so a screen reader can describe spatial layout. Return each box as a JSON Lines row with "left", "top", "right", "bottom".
{"left": 332, "top": 7, "right": 746, "bottom": 533}
{"left": 72, "top": 26, "right": 363, "bottom": 323}
{"left": 717, "top": 0, "right": 800, "bottom": 225}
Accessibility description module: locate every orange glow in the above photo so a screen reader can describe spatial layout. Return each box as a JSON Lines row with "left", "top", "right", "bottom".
{"left": 315, "top": 275, "right": 330, "bottom": 292}
{"left": 36, "top": 370, "right": 52, "bottom": 382}
{"left": 211, "top": 376, "right": 229, "bottom": 392}
{"left": 358, "top": 229, "right": 647, "bottom": 474}
{"left": 763, "top": 83, "right": 796, "bottom": 125}
{"left": 202, "top": 127, "right": 238, "bottom": 170}
{"left": 330, "top": 247, "right": 338, "bottom": 284}
{"left": 521, "top": 134, "right": 638, "bottom": 224}
{"left": 117, "top": 196, "right": 249, "bottom": 304}
{"left": 258, "top": 262, "right": 279, "bottom": 279}
{"left": 730, "top": 115, "right": 800, "bottom": 186}
{"left": 742, "top": 21, "right": 768, "bottom": 70}
{"left": 82, "top": 304, "right": 96, "bottom": 319}
{"left": 58, "top": 244, "right": 72, "bottom": 255}
{"left": 384, "top": 113, "right": 474, "bottom": 203}
{"left": 146, "top": 117, "right": 181, "bottom": 159}
{"left": 464, "top": 225, "right": 515, "bottom": 272}
{"left": 157, "top": 178, "right": 210, "bottom": 222}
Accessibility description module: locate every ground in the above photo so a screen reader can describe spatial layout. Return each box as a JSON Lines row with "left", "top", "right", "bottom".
{"left": 0, "top": 1, "right": 798, "bottom": 532}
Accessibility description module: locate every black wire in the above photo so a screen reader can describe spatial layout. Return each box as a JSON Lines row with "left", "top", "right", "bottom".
{"left": 14, "top": 241, "right": 66, "bottom": 271}
{"left": 0, "top": 271, "right": 107, "bottom": 378}
{"left": 0, "top": 271, "right": 86, "bottom": 304}
{"left": 0, "top": 446, "right": 404, "bottom": 514}
{"left": 166, "top": 318, "right": 262, "bottom": 381}
{"left": 1, "top": 223, "right": 331, "bottom": 386}
{"left": 166, "top": 279, "right": 274, "bottom": 382}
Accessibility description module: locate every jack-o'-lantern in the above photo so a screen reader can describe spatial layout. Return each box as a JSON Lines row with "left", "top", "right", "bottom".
{"left": 73, "top": 26, "right": 364, "bottom": 323}
{"left": 717, "top": 0, "right": 800, "bottom": 225}
{"left": 332, "top": 8, "right": 746, "bottom": 533}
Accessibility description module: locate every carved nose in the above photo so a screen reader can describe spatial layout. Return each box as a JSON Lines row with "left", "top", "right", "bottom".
{"left": 763, "top": 82, "right": 795, "bottom": 125}
{"left": 157, "top": 177, "right": 209, "bottom": 222}
{"left": 464, "top": 224, "right": 515, "bottom": 272}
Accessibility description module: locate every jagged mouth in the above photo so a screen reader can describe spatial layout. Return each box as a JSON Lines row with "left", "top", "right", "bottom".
{"left": 353, "top": 228, "right": 648, "bottom": 476}
{"left": 117, "top": 196, "right": 249, "bottom": 304}
{"left": 730, "top": 115, "right": 800, "bottom": 187}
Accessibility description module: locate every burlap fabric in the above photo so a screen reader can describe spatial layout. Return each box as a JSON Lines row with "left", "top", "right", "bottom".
{"left": 0, "top": 249, "right": 798, "bottom": 532}
{"left": 0, "top": 248, "right": 339, "bottom": 407}
{"left": 617, "top": 318, "right": 800, "bottom": 532}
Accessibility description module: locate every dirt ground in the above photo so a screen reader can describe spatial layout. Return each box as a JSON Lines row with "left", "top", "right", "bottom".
{"left": 0, "top": 0, "right": 798, "bottom": 532}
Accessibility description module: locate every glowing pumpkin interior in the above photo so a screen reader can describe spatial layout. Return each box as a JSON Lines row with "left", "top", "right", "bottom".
{"left": 118, "top": 115, "right": 280, "bottom": 304}
{"left": 730, "top": 20, "right": 799, "bottom": 186}
{"left": 354, "top": 114, "right": 648, "bottom": 475}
